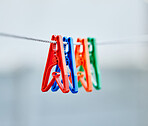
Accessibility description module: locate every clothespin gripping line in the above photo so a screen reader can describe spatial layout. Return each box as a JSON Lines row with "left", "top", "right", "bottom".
{"left": 41, "top": 35, "right": 69, "bottom": 93}
{"left": 78, "top": 38, "right": 101, "bottom": 89}
{"left": 75, "top": 38, "right": 92, "bottom": 92}
{"left": 51, "top": 37, "right": 78, "bottom": 93}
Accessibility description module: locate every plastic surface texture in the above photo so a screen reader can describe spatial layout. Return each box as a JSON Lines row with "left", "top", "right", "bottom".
{"left": 75, "top": 38, "right": 92, "bottom": 92}
{"left": 78, "top": 38, "right": 101, "bottom": 90}
{"left": 51, "top": 37, "right": 78, "bottom": 93}
{"left": 41, "top": 35, "right": 69, "bottom": 93}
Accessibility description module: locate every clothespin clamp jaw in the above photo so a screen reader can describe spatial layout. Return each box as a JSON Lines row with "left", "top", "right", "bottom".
{"left": 41, "top": 35, "right": 69, "bottom": 93}
{"left": 51, "top": 37, "right": 78, "bottom": 93}
{"left": 87, "top": 37, "right": 101, "bottom": 90}
{"left": 75, "top": 38, "right": 92, "bottom": 92}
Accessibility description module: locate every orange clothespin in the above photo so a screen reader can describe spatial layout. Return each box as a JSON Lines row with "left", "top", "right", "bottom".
{"left": 75, "top": 38, "right": 92, "bottom": 92}
{"left": 41, "top": 35, "right": 69, "bottom": 93}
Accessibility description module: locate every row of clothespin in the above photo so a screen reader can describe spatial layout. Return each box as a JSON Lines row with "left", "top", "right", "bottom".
{"left": 41, "top": 35, "right": 101, "bottom": 93}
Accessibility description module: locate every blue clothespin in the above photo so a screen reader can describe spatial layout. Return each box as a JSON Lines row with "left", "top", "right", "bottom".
{"left": 51, "top": 37, "right": 78, "bottom": 93}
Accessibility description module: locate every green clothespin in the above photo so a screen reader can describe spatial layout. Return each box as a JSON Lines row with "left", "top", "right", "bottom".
{"left": 78, "top": 38, "right": 101, "bottom": 90}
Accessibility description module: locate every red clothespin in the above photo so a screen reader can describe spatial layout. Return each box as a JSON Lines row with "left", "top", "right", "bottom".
{"left": 75, "top": 38, "right": 92, "bottom": 92}
{"left": 41, "top": 35, "right": 69, "bottom": 93}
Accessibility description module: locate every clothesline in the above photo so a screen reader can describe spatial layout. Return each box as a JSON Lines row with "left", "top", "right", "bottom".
{"left": 0, "top": 32, "right": 148, "bottom": 46}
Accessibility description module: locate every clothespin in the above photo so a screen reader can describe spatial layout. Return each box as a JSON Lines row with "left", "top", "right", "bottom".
{"left": 88, "top": 38, "right": 101, "bottom": 89}
{"left": 51, "top": 37, "right": 78, "bottom": 93}
{"left": 78, "top": 38, "right": 101, "bottom": 90}
{"left": 75, "top": 38, "right": 92, "bottom": 92}
{"left": 41, "top": 35, "right": 69, "bottom": 93}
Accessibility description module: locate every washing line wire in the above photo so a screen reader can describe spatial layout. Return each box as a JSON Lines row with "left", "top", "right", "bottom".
{"left": 0, "top": 32, "right": 148, "bottom": 46}
{"left": 0, "top": 32, "right": 54, "bottom": 44}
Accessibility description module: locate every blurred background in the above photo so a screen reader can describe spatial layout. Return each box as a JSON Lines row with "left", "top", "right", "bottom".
{"left": 0, "top": 0, "right": 148, "bottom": 126}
